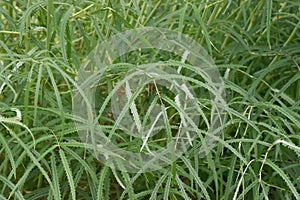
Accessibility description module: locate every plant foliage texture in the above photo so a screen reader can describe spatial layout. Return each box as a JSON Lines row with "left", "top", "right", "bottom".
{"left": 0, "top": 0, "right": 300, "bottom": 199}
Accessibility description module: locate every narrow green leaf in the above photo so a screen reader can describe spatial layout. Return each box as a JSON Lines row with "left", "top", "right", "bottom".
{"left": 264, "top": 159, "right": 300, "bottom": 200}
{"left": 59, "top": 149, "right": 76, "bottom": 200}
{"left": 51, "top": 153, "right": 61, "bottom": 200}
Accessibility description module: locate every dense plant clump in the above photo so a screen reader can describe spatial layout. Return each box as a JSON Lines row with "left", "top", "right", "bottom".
{"left": 0, "top": 0, "right": 299, "bottom": 199}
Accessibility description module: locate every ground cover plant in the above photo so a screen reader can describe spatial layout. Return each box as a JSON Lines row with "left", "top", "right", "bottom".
{"left": 0, "top": 0, "right": 300, "bottom": 199}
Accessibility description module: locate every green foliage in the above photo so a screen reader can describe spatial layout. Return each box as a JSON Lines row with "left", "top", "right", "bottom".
{"left": 0, "top": 0, "right": 299, "bottom": 199}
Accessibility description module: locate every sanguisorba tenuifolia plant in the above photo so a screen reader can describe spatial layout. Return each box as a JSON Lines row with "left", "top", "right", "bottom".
{"left": 0, "top": 0, "right": 299, "bottom": 199}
